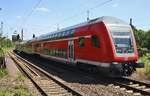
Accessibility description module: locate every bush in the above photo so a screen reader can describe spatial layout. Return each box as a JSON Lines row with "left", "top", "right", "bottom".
{"left": 0, "top": 48, "right": 4, "bottom": 57}
{"left": 138, "top": 48, "right": 148, "bottom": 51}
{"left": 139, "top": 55, "right": 150, "bottom": 74}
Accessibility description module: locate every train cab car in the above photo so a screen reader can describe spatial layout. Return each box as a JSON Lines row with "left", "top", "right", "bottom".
{"left": 16, "top": 16, "right": 144, "bottom": 77}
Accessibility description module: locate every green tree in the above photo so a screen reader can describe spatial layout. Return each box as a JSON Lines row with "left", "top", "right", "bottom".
{"left": 0, "top": 37, "right": 14, "bottom": 48}
{"left": 144, "top": 30, "right": 150, "bottom": 49}
{"left": 131, "top": 24, "right": 148, "bottom": 49}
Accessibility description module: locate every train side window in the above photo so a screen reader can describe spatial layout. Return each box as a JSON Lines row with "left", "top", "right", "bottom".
{"left": 91, "top": 36, "right": 100, "bottom": 48}
{"left": 50, "top": 35, "right": 52, "bottom": 39}
{"left": 58, "top": 33, "right": 61, "bottom": 38}
{"left": 69, "top": 29, "right": 74, "bottom": 37}
{"left": 54, "top": 34, "right": 57, "bottom": 38}
{"left": 60, "top": 32, "right": 63, "bottom": 38}
{"left": 51, "top": 34, "right": 53, "bottom": 39}
{"left": 52, "top": 49, "right": 54, "bottom": 56}
{"left": 62, "top": 31, "right": 65, "bottom": 37}
{"left": 64, "top": 31, "right": 68, "bottom": 37}
{"left": 78, "top": 37, "right": 85, "bottom": 48}
{"left": 35, "top": 43, "right": 40, "bottom": 47}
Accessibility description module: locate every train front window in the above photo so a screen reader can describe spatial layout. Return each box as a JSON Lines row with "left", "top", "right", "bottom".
{"left": 109, "top": 27, "right": 134, "bottom": 54}
{"left": 114, "top": 37, "right": 131, "bottom": 48}
{"left": 112, "top": 34, "right": 134, "bottom": 54}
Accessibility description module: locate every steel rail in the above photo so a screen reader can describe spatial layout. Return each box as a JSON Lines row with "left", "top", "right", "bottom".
{"left": 113, "top": 77, "right": 150, "bottom": 96}
{"left": 10, "top": 52, "right": 83, "bottom": 96}
{"left": 9, "top": 53, "right": 47, "bottom": 96}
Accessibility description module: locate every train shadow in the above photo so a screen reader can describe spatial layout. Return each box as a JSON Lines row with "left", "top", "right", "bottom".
{"left": 17, "top": 52, "right": 115, "bottom": 86}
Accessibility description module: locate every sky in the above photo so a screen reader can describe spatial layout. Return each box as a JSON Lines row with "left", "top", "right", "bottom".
{"left": 0, "top": 0, "right": 149, "bottom": 40}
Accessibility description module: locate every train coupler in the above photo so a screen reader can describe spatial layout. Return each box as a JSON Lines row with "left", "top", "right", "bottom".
{"left": 134, "top": 62, "right": 144, "bottom": 68}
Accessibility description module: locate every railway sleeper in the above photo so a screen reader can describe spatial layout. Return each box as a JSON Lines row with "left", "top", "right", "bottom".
{"left": 126, "top": 90, "right": 133, "bottom": 93}
{"left": 47, "top": 91, "right": 72, "bottom": 95}
{"left": 135, "top": 86, "right": 146, "bottom": 89}
{"left": 114, "top": 82, "right": 150, "bottom": 95}
{"left": 46, "top": 89, "right": 67, "bottom": 92}
{"left": 129, "top": 84, "right": 139, "bottom": 87}
{"left": 143, "top": 88, "right": 150, "bottom": 92}
{"left": 129, "top": 83, "right": 150, "bottom": 91}
{"left": 133, "top": 93, "right": 142, "bottom": 96}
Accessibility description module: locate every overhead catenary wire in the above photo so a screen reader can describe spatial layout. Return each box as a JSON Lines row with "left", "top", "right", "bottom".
{"left": 14, "top": 0, "right": 112, "bottom": 39}
{"left": 48, "top": 0, "right": 113, "bottom": 31}
{"left": 90, "top": 0, "right": 112, "bottom": 10}
{"left": 0, "top": 11, "right": 16, "bottom": 38}
{"left": 62, "top": 0, "right": 112, "bottom": 22}
{"left": 22, "top": 0, "right": 105, "bottom": 35}
{"left": 17, "top": 0, "right": 43, "bottom": 31}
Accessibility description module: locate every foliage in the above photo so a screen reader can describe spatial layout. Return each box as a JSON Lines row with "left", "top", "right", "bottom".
{"left": 0, "top": 37, "right": 14, "bottom": 48}
{"left": 132, "top": 25, "right": 150, "bottom": 50}
{"left": 144, "top": 30, "right": 150, "bottom": 49}
{"left": 135, "top": 55, "right": 150, "bottom": 80}
{"left": 139, "top": 55, "right": 150, "bottom": 74}
{"left": 0, "top": 44, "right": 5, "bottom": 69}
{"left": 0, "top": 36, "right": 14, "bottom": 55}
{"left": 0, "top": 48, "right": 4, "bottom": 57}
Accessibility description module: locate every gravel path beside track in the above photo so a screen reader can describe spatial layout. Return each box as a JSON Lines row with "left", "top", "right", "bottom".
{"left": 4, "top": 53, "right": 41, "bottom": 96}
{"left": 5, "top": 54, "right": 20, "bottom": 77}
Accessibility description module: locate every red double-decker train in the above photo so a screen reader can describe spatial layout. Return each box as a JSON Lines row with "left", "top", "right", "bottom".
{"left": 15, "top": 16, "right": 144, "bottom": 77}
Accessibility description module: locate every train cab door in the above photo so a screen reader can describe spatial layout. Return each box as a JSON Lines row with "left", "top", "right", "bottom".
{"left": 68, "top": 40, "right": 74, "bottom": 64}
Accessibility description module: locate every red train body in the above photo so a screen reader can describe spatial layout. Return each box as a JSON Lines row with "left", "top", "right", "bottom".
{"left": 17, "top": 16, "right": 144, "bottom": 77}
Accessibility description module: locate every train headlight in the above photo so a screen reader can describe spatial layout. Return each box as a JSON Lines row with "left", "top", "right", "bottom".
{"left": 112, "top": 62, "right": 119, "bottom": 64}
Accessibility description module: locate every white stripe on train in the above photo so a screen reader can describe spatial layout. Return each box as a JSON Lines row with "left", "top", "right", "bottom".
{"left": 36, "top": 52, "right": 110, "bottom": 67}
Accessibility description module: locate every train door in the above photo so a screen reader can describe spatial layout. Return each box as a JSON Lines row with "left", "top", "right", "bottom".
{"left": 68, "top": 40, "right": 74, "bottom": 63}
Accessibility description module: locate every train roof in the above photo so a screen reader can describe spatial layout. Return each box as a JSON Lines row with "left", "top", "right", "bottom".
{"left": 30, "top": 16, "right": 129, "bottom": 42}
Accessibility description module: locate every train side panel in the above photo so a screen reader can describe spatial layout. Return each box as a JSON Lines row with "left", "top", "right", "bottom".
{"left": 74, "top": 22, "right": 115, "bottom": 63}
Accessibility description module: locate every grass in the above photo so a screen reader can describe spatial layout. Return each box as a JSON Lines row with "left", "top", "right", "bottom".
{"left": 0, "top": 47, "right": 33, "bottom": 96}
{"left": 0, "top": 85, "right": 33, "bottom": 96}
{"left": 16, "top": 73, "right": 26, "bottom": 82}
{"left": 13, "top": 85, "right": 32, "bottom": 96}
{"left": 135, "top": 55, "right": 150, "bottom": 80}
{"left": 0, "top": 69, "right": 8, "bottom": 78}
{"left": 0, "top": 74, "right": 33, "bottom": 96}
{"left": 0, "top": 90, "right": 11, "bottom": 96}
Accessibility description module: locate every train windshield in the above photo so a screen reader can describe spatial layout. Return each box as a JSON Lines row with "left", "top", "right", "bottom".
{"left": 109, "top": 27, "right": 134, "bottom": 54}
{"left": 114, "top": 37, "right": 131, "bottom": 48}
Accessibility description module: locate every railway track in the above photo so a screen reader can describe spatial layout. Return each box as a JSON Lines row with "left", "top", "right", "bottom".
{"left": 9, "top": 52, "right": 83, "bottom": 96}
{"left": 13, "top": 52, "right": 150, "bottom": 96}
{"left": 113, "top": 77, "right": 150, "bottom": 96}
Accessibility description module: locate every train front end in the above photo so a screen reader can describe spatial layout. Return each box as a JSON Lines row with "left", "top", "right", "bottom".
{"left": 104, "top": 17, "right": 144, "bottom": 76}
